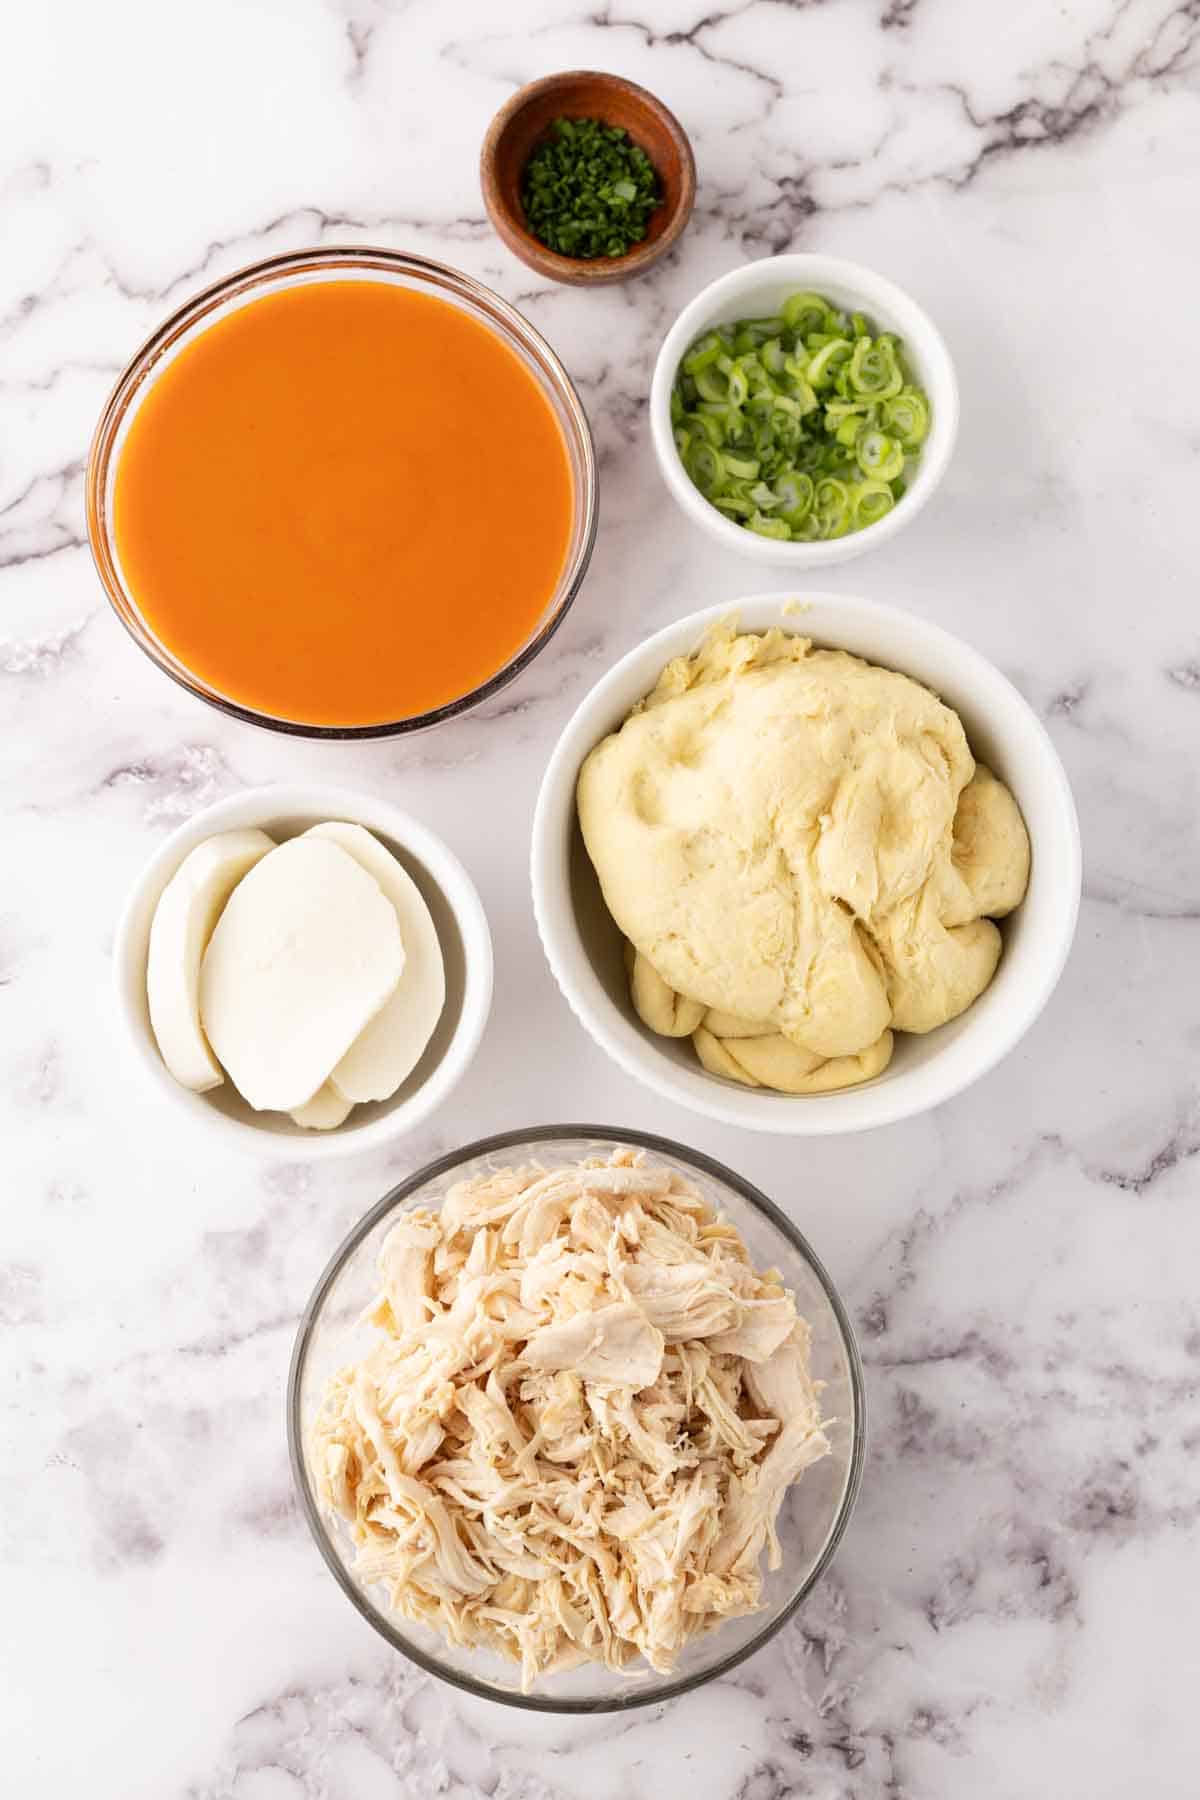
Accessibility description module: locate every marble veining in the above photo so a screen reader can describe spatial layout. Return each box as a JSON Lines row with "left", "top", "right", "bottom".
{"left": 3, "top": 0, "right": 1199, "bottom": 1794}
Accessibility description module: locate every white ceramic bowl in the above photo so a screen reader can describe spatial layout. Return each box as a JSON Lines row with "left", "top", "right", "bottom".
{"left": 650, "top": 254, "right": 959, "bottom": 568}
{"left": 531, "top": 594, "right": 1081, "bottom": 1135}
{"left": 115, "top": 784, "right": 493, "bottom": 1157}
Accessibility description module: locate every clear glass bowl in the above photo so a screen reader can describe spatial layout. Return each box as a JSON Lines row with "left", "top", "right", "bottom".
{"left": 287, "top": 1125, "right": 865, "bottom": 1712}
{"left": 85, "top": 247, "right": 597, "bottom": 740}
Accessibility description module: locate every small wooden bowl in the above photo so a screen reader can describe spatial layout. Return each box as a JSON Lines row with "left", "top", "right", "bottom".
{"left": 481, "top": 71, "right": 696, "bottom": 287}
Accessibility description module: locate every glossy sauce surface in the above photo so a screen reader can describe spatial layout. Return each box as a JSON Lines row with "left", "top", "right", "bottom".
{"left": 114, "top": 280, "right": 574, "bottom": 726}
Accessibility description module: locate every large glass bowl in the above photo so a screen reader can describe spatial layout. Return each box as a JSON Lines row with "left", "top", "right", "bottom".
{"left": 287, "top": 1125, "right": 865, "bottom": 1712}
{"left": 85, "top": 247, "right": 597, "bottom": 740}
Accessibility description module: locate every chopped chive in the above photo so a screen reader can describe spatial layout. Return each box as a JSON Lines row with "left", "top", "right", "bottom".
{"left": 521, "top": 117, "right": 660, "bottom": 261}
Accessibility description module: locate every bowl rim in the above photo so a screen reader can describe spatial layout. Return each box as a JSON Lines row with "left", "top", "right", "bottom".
{"left": 112, "top": 782, "right": 494, "bottom": 1158}
{"left": 649, "top": 252, "right": 960, "bottom": 567}
{"left": 531, "top": 592, "right": 1082, "bottom": 1135}
{"left": 480, "top": 70, "right": 697, "bottom": 286}
{"left": 85, "top": 244, "right": 598, "bottom": 738}
{"left": 286, "top": 1122, "right": 867, "bottom": 1712}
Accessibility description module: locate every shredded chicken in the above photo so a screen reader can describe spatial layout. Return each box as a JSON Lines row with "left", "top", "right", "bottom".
{"left": 310, "top": 1150, "right": 831, "bottom": 1689}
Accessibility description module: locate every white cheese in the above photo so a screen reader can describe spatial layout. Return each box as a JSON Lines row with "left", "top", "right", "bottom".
{"left": 290, "top": 1082, "right": 354, "bottom": 1130}
{"left": 304, "top": 822, "right": 445, "bottom": 1104}
{"left": 146, "top": 828, "right": 275, "bottom": 1092}
{"left": 199, "top": 837, "right": 404, "bottom": 1111}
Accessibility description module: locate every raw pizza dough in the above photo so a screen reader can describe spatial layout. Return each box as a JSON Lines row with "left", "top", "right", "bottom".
{"left": 578, "top": 625, "right": 1030, "bottom": 1095}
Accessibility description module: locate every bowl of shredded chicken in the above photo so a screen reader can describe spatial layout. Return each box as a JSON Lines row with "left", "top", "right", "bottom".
{"left": 290, "top": 1129, "right": 864, "bottom": 1708}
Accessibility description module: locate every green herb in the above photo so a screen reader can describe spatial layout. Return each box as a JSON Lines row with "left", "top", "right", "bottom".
{"left": 521, "top": 117, "right": 660, "bottom": 260}
{"left": 670, "top": 290, "right": 932, "bottom": 541}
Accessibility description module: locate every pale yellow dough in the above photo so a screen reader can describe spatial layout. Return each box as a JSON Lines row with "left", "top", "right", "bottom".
{"left": 626, "top": 944, "right": 705, "bottom": 1036}
{"left": 577, "top": 625, "right": 1031, "bottom": 1095}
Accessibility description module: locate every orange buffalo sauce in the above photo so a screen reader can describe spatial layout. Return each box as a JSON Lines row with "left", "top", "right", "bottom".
{"left": 114, "top": 281, "right": 574, "bottom": 726}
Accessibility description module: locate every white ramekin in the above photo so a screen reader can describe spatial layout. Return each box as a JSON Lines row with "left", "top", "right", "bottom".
{"left": 650, "top": 254, "right": 959, "bottom": 568}
{"left": 114, "top": 784, "right": 493, "bottom": 1157}
{"left": 531, "top": 594, "right": 1080, "bottom": 1135}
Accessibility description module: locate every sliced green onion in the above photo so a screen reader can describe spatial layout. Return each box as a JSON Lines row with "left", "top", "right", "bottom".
{"left": 761, "top": 337, "right": 786, "bottom": 378}
{"left": 682, "top": 334, "right": 724, "bottom": 376}
{"left": 747, "top": 511, "right": 791, "bottom": 540}
{"left": 815, "top": 477, "right": 852, "bottom": 539}
{"left": 781, "top": 291, "right": 832, "bottom": 337}
{"left": 774, "top": 471, "right": 814, "bottom": 525}
{"left": 686, "top": 441, "right": 724, "bottom": 495}
{"left": 783, "top": 372, "right": 818, "bottom": 415}
{"left": 732, "top": 316, "right": 786, "bottom": 353}
{"left": 806, "top": 338, "right": 853, "bottom": 389}
{"left": 855, "top": 430, "right": 905, "bottom": 482}
{"left": 721, "top": 449, "right": 761, "bottom": 480}
{"left": 848, "top": 336, "right": 903, "bottom": 399}
{"left": 672, "top": 288, "right": 932, "bottom": 541}
{"left": 824, "top": 398, "right": 868, "bottom": 422}
{"left": 693, "top": 361, "right": 730, "bottom": 403}
{"left": 691, "top": 409, "right": 726, "bottom": 447}
{"left": 726, "top": 362, "right": 750, "bottom": 407}
{"left": 882, "top": 388, "right": 930, "bottom": 448}
{"left": 852, "top": 480, "right": 896, "bottom": 527}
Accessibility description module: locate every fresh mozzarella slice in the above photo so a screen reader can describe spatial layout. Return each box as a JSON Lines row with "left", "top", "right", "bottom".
{"left": 305, "top": 821, "right": 446, "bottom": 1103}
{"left": 199, "top": 837, "right": 404, "bottom": 1111}
{"left": 147, "top": 828, "right": 276, "bottom": 1092}
{"left": 290, "top": 1082, "right": 354, "bottom": 1131}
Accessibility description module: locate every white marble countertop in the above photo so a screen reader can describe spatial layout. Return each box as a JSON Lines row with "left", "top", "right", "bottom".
{"left": 4, "top": 2, "right": 1199, "bottom": 1794}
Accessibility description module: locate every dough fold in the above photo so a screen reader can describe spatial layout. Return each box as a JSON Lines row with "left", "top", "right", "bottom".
{"left": 694, "top": 1026, "right": 894, "bottom": 1093}
{"left": 627, "top": 945, "right": 705, "bottom": 1037}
